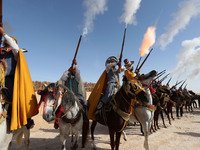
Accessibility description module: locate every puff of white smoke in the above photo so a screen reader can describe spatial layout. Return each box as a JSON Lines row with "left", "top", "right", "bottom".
{"left": 158, "top": 0, "right": 200, "bottom": 50}
{"left": 171, "top": 37, "right": 200, "bottom": 79}
{"left": 120, "top": 0, "right": 142, "bottom": 26}
{"left": 82, "top": 0, "right": 108, "bottom": 36}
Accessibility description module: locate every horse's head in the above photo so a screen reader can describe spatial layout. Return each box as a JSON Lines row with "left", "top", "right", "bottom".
{"left": 56, "top": 85, "right": 77, "bottom": 111}
{"left": 123, "top": 79, "right": 149, "bottom": 105}
{"left": 38, "top": 83, "right": 56, "bottom": 122}
{"left": 140, "top": 70, "right": 157, "bottom": 86}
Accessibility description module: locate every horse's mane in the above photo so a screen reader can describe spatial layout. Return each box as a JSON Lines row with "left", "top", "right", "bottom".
{"left": 57, "top": 84, "right": 81, "bottom": 108}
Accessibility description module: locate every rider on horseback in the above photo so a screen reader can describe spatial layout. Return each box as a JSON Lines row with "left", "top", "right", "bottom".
{"left": 96, "top": 56, "right": 125, "bottom": 109}
{"left": 54, "top": 59, "right": 87, "bottom": 129}
{"left": 0, "top": 27, "right": 35, "bottom": 130}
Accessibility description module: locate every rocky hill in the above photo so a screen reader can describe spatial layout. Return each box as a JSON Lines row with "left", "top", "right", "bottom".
{"left": 32, "top": 81, "right": 95, "bottom": 92}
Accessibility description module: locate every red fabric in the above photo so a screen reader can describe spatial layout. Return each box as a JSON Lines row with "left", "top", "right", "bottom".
{"left": 150, "top": 87, "right": 156, "bottom": 94}
{"left": 55, "top": 106, "right": 64, "bottom": 124}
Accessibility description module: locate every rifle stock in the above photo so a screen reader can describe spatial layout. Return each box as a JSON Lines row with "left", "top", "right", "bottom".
{"left": 71, "top": 35, "right": 82, "bottom": 68}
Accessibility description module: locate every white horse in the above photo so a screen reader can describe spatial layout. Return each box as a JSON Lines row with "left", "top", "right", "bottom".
{"left": 0, "top": 91, "right": 30, "bottom": 150}
{"left": 122, "top": 70, "right": 157, "bottom": 150}
{"left": 38, "top": 83, "right": 88, "bottom": 150}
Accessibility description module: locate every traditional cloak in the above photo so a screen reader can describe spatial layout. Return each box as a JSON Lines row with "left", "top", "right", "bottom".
{"left": 10, "top": 49, "right": 37, "bottom": 130}
{"left": 87, "top": 70, "right": 107, "bottom": 120}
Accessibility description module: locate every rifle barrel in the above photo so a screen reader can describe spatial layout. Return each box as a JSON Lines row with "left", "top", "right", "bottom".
{"left": 166, "top": 77, "right": 172, "bottom": 86}
{"left": 137, "top": 48, "right": 153, "bottom": 72}
{"left": 156, "top": 69, "right": 166, "bottom": 77}
{"left": 71, "top": 35, "right": 82, "bottom": 68}
{"left": 174, "top": 80, "right": 183, "bottom": 87}
{"left": 154, "top": 71, "right": 165, "bottom": 80}
{"left": 159, "top": 73, "right": 170, "bottom": 83}
{"left": 135, "top": 56, "right": 142, "bottom": 72}
{"left": 119, "top": 27, "right": 127, "bottom": 63}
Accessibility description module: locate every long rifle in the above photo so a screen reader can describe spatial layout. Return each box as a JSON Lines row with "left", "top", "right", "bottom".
{"left": 171, "top": 80, "right": 183, "bottom": 89}
{"left": 159, "top": 73, "right": 170, "bottom": 83}
{"left": 135, "top": 56, "right": 142, "bottom": 72}
{"left": 0, "top": 0, "right": 2, "bottom": 46}
{"left": 154, "top": 71, "right": 166, "bottom": 81}
{"left": 119, "top": 27, "right": 127, "bottom": 63}
{"left": 71, "top": 35, "right": 82, "bottom": 68}
{"left": 156, "top": 69, "right": 166, "bottom": 77}
{"left": 136, "top": 48, "right": 153, "bottom": 72}
{"left": 166, "top": 77, "right": 172, "bottom": 86}
{"left": 183, "top": 84, "right": 187, "bottom": 90}
{"left": 179, "top": 80, "right": 186, "bottom": 89}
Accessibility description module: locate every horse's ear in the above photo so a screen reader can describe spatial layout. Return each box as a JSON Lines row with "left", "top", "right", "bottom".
{"left": 43, "top": 83, "right": 48, "bottom": 87}
{"left": 37, "top": 90, "right": 42, "bottom": 95}
{"left": 58, "top": 86, "right": 65, "bottom": 94}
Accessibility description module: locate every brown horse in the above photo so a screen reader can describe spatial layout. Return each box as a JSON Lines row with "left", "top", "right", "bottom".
{"left": 170, "top": 88, "right": 184, "bottom": 119}
{"left": 153, "top": 85, "right": 171, "bottom": 130}
{"left": 82, "top": 79, "right": 149, "bottom": 150}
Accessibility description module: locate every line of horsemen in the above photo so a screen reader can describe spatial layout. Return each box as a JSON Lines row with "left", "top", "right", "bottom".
{"left": 39, "top": 55, "right": 200, "bottom": 132}
{"left": 2, "top": 52, "right": 199, "bottom": 132}
{"left": 1, "top": 29, "right": 200, "bottom": 149}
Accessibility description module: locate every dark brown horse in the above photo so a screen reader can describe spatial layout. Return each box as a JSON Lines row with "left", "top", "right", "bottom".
{"left": 153, "top": 85, "right": 171, "bottom": 130}
{"left": 170, "top": 88, "right": 184, "bottom": 119}
{"left": 82, "top": 79, "right": 149, "bottom": 150}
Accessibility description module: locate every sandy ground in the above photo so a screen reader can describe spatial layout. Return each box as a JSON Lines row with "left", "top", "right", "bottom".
{"left": 10, "top": 93, "right": 200, "bottom": 150}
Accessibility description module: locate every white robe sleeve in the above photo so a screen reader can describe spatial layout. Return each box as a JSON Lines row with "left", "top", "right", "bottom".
{"left": 3, "top": 33, "right": 19, "bottom": 60}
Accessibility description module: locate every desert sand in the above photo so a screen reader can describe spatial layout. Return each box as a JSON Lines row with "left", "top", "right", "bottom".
{"left": 10, "top": 93, "right": 200, "bottom": 150}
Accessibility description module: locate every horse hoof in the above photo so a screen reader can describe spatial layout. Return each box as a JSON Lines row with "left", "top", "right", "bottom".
{"left": 71, "top": 144, "right": 78, "bottom": 150}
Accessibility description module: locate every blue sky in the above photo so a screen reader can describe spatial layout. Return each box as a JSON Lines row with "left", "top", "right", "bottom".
{"left": 3, "top": 0, "right": 200, "bottom": 93}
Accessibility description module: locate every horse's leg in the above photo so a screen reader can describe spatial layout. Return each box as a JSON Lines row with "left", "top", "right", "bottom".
{"left": 23, "top": 128, "right": 30, "bottom": 150}
{"left": 59, "top": 124, "right": 69, "bottom": 150}
{"left": 176, "top": 104, "right": 179, "bottom": 118}
{"left": 60, "top": 134, "right": 67, "bottom": 150}
{"left": 91, "top": 121, "right": 97, "bottom": 149}
{"left": 115, "top": 132, "right": 122, "bottom": 150}
{"left": 71, "top": 132, "right": 80, "bottom": 150}
{"left": 168, "top": 103, "right": 174, "bottom": 120}
{"left": 108, "top": 128, "right": 115, "bottom": 150}
{"left": 140, "top": 122, "right": 144, "bottom": 135}
{"left": 122, "top": 130, "right": 127, "bottom": 141}
{"left": 185, "top": 103, "right": 188, "bottom": 112}
{"left": 150, "top": 121, "right": 155, "bottom": 133}
{"left": 8, "top": 142, "right": 12, "bottom": 150}
{"left": 191, "top": 101, "right": 194, "bottom": 111}
{"left": 153, "top": 113, "right": 157, "bottom": 131}
{"left": 164, "top": 108, "right": 171, "bottom": 125}
{"left": 142, "top": 121, "right": 150, "bottom": 150}
{"left": 180, "top": 106, "right": 183, "bottom": 117}
{"left": 154, "top": 111, "right": 159, "bottom": 130}
{"left": 81, "top": 115, "right": 89, "bottom": 149}
{"left": 160, "top": 110, "right": 166, "bottom": 128}
{"left": 71, "top": 135, "right": 73, "bottom": 143}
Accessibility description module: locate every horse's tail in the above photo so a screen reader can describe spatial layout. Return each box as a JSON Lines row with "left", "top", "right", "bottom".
{"left": 81, "top": 112, "right": 89, "bottom": 148}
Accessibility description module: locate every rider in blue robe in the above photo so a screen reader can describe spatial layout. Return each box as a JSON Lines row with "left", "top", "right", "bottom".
{"left": 97, "top": 56, "right": 125, "bottom": 109}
